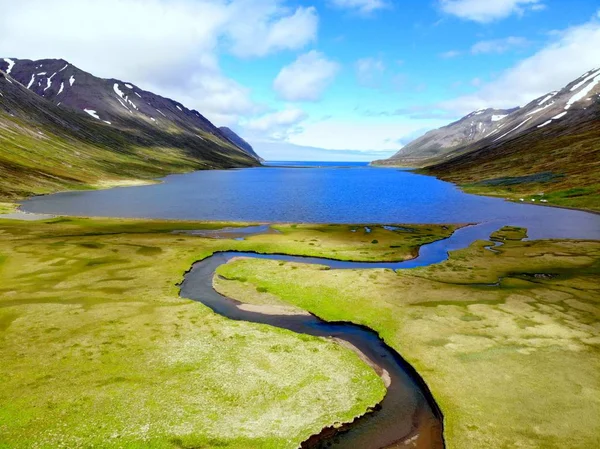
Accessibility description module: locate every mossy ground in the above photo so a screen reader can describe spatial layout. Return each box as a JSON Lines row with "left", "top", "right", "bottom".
{"left": 215, "top": 227, "right": 600, "bottom": 449}
{"left": 0, "top": 203, "right": 17, "bottom": 214}
{"left": 0, "top": 219, "right": 453, "bottom": 448}
{"left": 0, "top": 218, "right": 434, "bottom": 448}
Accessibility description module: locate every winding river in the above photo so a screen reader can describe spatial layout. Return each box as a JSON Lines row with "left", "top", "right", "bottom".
{"left": 178, "top": 222, "right": 514, "bottom": 449}
{"left": 17, "top": 163, "right": 600, "bottom": 446}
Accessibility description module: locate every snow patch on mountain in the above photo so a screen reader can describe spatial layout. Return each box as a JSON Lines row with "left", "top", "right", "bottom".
{"left": 3, "top": 58, "right": 15, "bottom": 75}
{"left": 491, "top": 114, "right": 507, "bottom": 122}
{"left": 538, "top": 92, "right": 557, "bottom": 106}
{"left": 116, "top": 97, "right": 131, "bottom": 112}
{"left": 570, "top": 68, "right": 600, "bottom": 92}
{"left": 494, "top": 117, "right": 532, "bottom": 142}
{"left": 26, "top": 74, "right": 35, "bottom": 89}
{"left": 565, "top": 73, "right": 600, "bottom": 110}
{"left": 113, "top": 83, "right": 125, "bottom": 99}
{"left": 44, "top": 73, "right": 56, "bottom": 92}
{"left": 124, "top": 83, "right": 133, "bottom": 89}
{"left": 84, "top": 109, "right": 100, "bottom": 120}
{"left": 58, "top": 82, "right": 64, "bottom": 95}
{"left": 526, "top": 102, "right": 554, "bottom": 116}
{"left": 537, "top": 120, "right": 553, "bottom": 128}
{"left": 69, "top": 75, "right": 75, "bottom": 86}
{"left": 553, "top": 111, "right": 568, "bottom": 120}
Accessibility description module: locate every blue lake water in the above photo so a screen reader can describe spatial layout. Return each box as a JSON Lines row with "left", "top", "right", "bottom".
{"left": 20, "top": 162, "right": 600, "bottom": 240}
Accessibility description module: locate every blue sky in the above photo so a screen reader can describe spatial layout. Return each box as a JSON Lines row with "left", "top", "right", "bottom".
{"left": 2, "top": 0, "right": 600, "bottom": 160}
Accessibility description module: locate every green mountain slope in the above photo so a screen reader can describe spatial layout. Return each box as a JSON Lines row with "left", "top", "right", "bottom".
{"left": 422, "top": 107, "right": 600, "bottom": 211}
{"left": 0, "top": 70, "right": 259, "bottom": 201}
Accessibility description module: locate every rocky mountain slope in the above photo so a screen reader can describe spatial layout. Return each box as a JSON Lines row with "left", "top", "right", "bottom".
{"left": 219, "top": 126, "right": 263, "bottom": 161}
{"left": 376, "top": 68, "right": 600, "bottom": 168}
{"left": 377, "top": 107, "right": 517, "bottom": 166}
{"left": 0, "top": 60, "right": 260, "bottom": 201}
{"left": 419, "top": 69, "right": 600, "bottom": 211}
{"left": 1, "top": 58, "right": 261, "bottom": 162}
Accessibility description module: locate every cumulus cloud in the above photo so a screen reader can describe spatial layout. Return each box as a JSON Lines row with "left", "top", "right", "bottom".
{"left": 441, "top": 15, "right": 600, "bottom": 113}
{"left": 328, "top": 0, "right": 389, "bottom": 14}
{"left": 355, "top": 57, "right": 385, "bottom": 87}
{"left": 273, "top": 51, "right": 340, "bottom": 102}
{"left": 226, "top": 3, "right": 318, "bottom": 57}
{"left": 471, "top": 36, "right": 529, "bottom": 54}
{"left": 243, "top": 107, "right": 308, "bottom": 140}
{"left": 440, "top": 0, "right": 544, "bottom": 23}
{"left": 0, "top": 0, "right": 317, "bottom": 124}
{"left": 288, "top": 118, "right": 448, "bottom": 151}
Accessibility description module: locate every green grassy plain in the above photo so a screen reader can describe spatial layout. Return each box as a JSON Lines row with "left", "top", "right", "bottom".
{"left": 0, "top": 220, "right": 454, "bottom": 448}
{"left": 0, "top": 218, "right": 427, "bottom": 448}
{"left": 0, "top": 203, "right": 17, "bottom": 214}
{"left": 216, "top": 227, "right": 600, "bottom": 449}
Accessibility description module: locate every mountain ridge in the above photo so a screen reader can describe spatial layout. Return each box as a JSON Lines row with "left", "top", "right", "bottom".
{"left": 1, "top": 57, "right": 261, "bottom": 162}
{"left": 374, "top": 68, "right": 600, "bottom": 168}
{"left": 0, "top": 59, "right": 260, "bottom": 201}
{"left": 219, "top": 126, "right": 263, "bottom": 162}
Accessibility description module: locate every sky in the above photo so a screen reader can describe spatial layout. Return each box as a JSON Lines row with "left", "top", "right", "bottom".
{"left": 1, "top": 0, "right": 600, "bottom": 161}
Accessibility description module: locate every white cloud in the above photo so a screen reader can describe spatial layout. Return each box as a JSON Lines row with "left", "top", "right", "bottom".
{"left": 273, "top": 51, "right": 340, "bottom": 102}
{"left": 288, "top": 118, "right": 447, "bottom": 151}
{"left": 329, "top": 0, "right": 389, "bottom": 14}
{"left": 226, "top": 4, "right": 318, "bottom": 57}
{"left": 441, "top": 15, "right": 600, "bottom": 113}
{"left": 355, "top": 57, "right": 385, "bottom": 87}
{"left": 471, "top": 36, "right": 529, "bottom": 54}
{"left": 0, "top": 0, "right": 317, "bottom": 124}
{"left": 250, "top": 141, "right": 396, "bottom": 161}
{"left": 440, "top": 0, "right": 544, "bottom": 23}
{"left": 243, "top": 107, "right": 308, "bottom": 140}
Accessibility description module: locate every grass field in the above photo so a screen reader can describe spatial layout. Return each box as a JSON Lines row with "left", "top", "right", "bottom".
{"left": 215, "top": 227, "right": 600, "bottom": 449}
{"left": 0, "top": 219, "right": 455, "bottom": 448}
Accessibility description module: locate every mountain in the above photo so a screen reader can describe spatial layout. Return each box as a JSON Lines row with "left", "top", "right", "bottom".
{"left": 0, "top": 59, "right": 260, "bottom": 201}
{"left": 375, "top": 68, "right": 600, "bottom": 169}
{"left": 414, "top": 69, "right": 600, "bottom": 211}
{"left": 219, "top": 127, "right": 263, "bottom": 161}
{"left": 0, "top": 57, "right": 261, "bottom": 162}
{"left": 375, "top": 107, "right": 517, "bottom": 167}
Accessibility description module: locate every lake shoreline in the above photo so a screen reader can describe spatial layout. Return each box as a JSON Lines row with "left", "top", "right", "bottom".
{"left": 12, "top": 166, "right": 600, "bottom": 243}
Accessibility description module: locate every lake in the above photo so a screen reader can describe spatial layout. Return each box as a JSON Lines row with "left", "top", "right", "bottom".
{"left": 20, "top": 162, "right": 600, "bottom": 240}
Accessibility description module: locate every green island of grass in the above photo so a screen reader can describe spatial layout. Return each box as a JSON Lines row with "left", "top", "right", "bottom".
{"left": 215, "top": 226, "right": 600, "bottom": 449}
{"left": 0, "top": 218, "right": 457, "bottom": 448}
